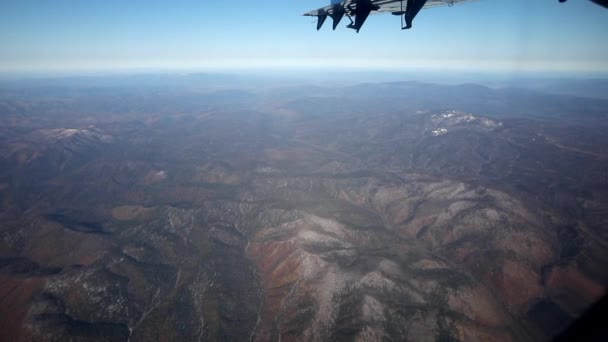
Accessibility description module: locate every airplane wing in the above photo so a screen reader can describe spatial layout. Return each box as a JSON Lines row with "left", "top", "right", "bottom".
{"left": 304, "top": 0, "right": 472, "bottom": 17}
{"left": 304, "top": 0, "right": 475, "bottom": 32}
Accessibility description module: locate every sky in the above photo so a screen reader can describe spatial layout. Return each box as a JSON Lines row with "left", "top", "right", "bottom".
{"left": 0, "top": 0, "right": 607, "bottom": 74}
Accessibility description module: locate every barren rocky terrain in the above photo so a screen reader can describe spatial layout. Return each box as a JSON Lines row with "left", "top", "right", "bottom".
{"left": 0, "top": 77, "right": 606, "bottom": 341}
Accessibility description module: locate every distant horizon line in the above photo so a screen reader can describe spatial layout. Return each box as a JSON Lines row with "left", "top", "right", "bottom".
{"left": 1, "top": 66, "right": 608, "bottom": 80}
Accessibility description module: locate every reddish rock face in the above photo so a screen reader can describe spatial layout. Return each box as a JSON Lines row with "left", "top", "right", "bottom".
{"left": 546, "top": 266, "right": 605, "bottom": 315}
{"left": 241, "top": 179, "right": 527, "bottom": 340}
{"left": 248, "top": 239, "right": 302, "bottom": 339}
{"left": 487, "top": 260, "right": 544, "bottom": 310}
{"left": 0, "top": 276, "right": 44, "bottom": 342}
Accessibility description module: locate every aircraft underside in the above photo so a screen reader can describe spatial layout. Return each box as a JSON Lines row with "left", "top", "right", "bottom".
{"left": 304, "top": 0, "right": 608, "bottom": 32}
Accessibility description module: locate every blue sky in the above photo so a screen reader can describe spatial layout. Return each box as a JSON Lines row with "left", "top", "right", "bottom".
{"left": 0, "top": 0, "right": 607, "bottom": 73}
